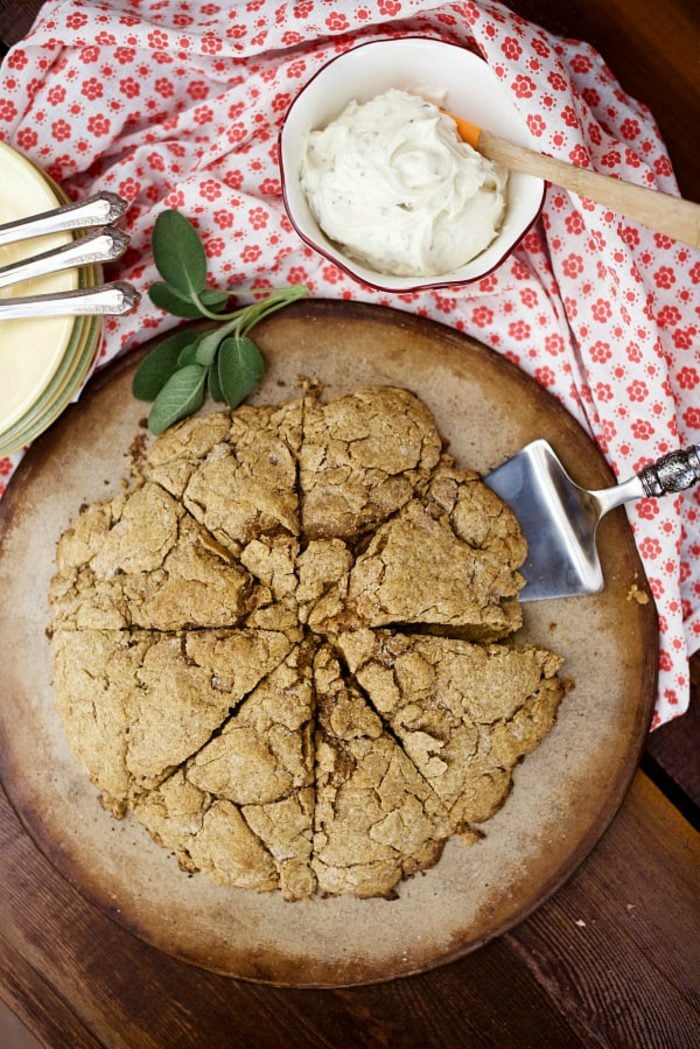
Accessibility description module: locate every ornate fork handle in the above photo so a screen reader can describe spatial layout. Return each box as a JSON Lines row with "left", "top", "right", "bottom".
{"left": 0, "top": 229, "right": 129, "bottom": 290}
{"left": 0, "top": 282, "right": 140, "bottom": 319}
{"left": 639, "top": 446, "right": 700, "bottom": 496}
{"left": 0, "top": 192, "right": 127, "bottom": 247}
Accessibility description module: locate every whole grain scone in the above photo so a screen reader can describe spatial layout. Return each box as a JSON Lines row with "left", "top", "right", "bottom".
{"left": 134, "top": 770, "right": 316, "bottom": 901}
{"left": 133, "top": 644, "right": 318, "bottom": 901}
{"left": 144, "top": 401, "right": 302, "bottom": 555}
{"left": 188, "top": 643, "right": 315, "bottom": 805}
{"left": 300, "top": 387, "right": 441, "bottom": 541}
{"left": 51, "top": 385, "right": 569, "bottom": 901}
{"left": 52, "top": 626, "right": 296, "bottom": 815}
{"left": 307, "top": 482, "right": 525, "bottom": 641}
{"left": 427, "top": 456, "right": 528, "bottom": 569}
{"left": 312, "top": 647, "right": 451, "bottom": 899}
{"left": 296, "top": 539, "right": 353, "bottom": 624}
{"left": 337, "top": 630, "right": 568, "bottom": 827}
{"left": 49, "top": 482, "right": 256, "bottom": 631}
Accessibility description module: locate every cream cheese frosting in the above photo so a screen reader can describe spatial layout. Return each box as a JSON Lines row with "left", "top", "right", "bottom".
{"left": 300, "top": 89, "right": 508, "bottom": 277}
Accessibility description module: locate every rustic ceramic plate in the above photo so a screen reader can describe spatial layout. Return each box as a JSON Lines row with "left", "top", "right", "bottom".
{"left": 0, "top": 300, "right": 657, "bottom": 987}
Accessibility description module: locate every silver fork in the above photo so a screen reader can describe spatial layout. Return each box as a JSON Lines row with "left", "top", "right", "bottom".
{"left": 0, "top": 192, "right": 128, "bottom": 248}
{"left": 0, "top": 228, "right": 130, "bottom": 290}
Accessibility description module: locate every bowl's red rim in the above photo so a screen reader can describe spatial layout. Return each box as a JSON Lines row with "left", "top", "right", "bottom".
{"left": 278, "top": 35, "right": 547, "bottom": 294}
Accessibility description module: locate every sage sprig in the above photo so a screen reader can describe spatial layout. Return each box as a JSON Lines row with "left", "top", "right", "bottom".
{"left": 133, "top": 209, "right": 307, "bottom": 434}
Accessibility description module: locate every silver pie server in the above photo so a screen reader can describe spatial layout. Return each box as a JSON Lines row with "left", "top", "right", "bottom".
{"left": 486, "top": 439, "right": 700, "bottom": 601}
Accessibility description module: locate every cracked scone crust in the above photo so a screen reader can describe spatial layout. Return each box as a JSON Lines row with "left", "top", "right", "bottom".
{"left": 300, "top": 387, "right": 441, "bottom": 540}
{"left": 50, "top": 386, "right": 569, "bottom": 900}
{"left": 312, "top": 646, "right": 451, "bottom": 899}
{"left": 337, "top": 630, "right": 566, "bottom": 827}
{"left": 50, "top": 482, "right": 257, "bottom": 631}
{"left": 143, "top": 401, "right": 302, "bottom": 555}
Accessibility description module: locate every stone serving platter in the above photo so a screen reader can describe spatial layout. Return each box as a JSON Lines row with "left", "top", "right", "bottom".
{"left": 0, "top": 300, "right": 657, "bottom": 987}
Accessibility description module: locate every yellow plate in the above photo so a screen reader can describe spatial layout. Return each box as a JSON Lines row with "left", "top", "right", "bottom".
{"left": 0, "top": 142, "right": 80, "bottom": 435}
{"left": 0, "top": 158, "right": 104, "bottom": 455}
{"left": 0, "top": 309, "right": 100, "bottom": 455}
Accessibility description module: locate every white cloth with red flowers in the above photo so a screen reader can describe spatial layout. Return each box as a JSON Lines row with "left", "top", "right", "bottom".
{"left": 0, "top": 0, "right": 697, "bottom": 728}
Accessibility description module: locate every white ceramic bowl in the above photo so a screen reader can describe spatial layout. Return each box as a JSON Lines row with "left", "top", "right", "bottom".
{"left": 280, "top": 37, "right": 546, "bottom": 292}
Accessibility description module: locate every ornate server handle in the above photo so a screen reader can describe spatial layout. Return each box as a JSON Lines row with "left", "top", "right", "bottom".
{"left": 638, "top": 447, "right": 700, "bottom": 496}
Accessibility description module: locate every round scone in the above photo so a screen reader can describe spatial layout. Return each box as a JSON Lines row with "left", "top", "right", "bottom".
{"left": 49, "top": 387, "right": 569, "bottom": 901}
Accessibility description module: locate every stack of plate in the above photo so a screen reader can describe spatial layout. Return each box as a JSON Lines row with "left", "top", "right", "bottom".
{"left": 0, "top": 141, "right": 103, "bottom": 456}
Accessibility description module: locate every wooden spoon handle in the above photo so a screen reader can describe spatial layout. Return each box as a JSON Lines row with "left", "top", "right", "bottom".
{"left": 479, "top": 130, "right": 700, "bottom": 249}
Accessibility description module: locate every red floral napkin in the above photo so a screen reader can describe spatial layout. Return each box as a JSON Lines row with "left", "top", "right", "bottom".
{"left": 0, "top": 0, "right": 697, "bottom": 727}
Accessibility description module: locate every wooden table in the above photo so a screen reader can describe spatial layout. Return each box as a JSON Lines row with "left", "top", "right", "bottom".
{"left": 0, "top": 2, "right": 698, "bottom": 1046}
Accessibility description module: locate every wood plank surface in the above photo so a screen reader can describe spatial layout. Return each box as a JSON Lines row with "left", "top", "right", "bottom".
{"left": 0, "top": 4, "right": 38, "bottom": 49}
{"left": 1, "top": 771, "right": 697, "bottom": 1049}
{"left": 0, "top": 2, "right": 698, "bottom": 1047}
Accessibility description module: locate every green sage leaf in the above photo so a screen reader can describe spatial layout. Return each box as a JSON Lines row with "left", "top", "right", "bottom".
{"left": 200, "top": 289, "right": 231, "bottom": 311}
{"left": 149, "top": 281, "right": 208, "bottom": 319}
{"left": 195, "top": 326, "right": 226, "bottom": 367}
{"left": 207, "top": 362, "right": 224, "bottom": 402}
{"left": 152, "top": 210, "right": 207, "bottom": 299}
{"left": 217, "top": 335, "right": 265, "bottom": 409}
{"left": 132, "top": 330, "right": 198, "bottom": 401}
{"left": 148, "top": 364, "right": 207, "bottom": 435}
{"left": 139, "top": 207, "right": 309, "bottom": 429}
{"left": 178, "top": 339, "right": 201, "bottom": 367}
